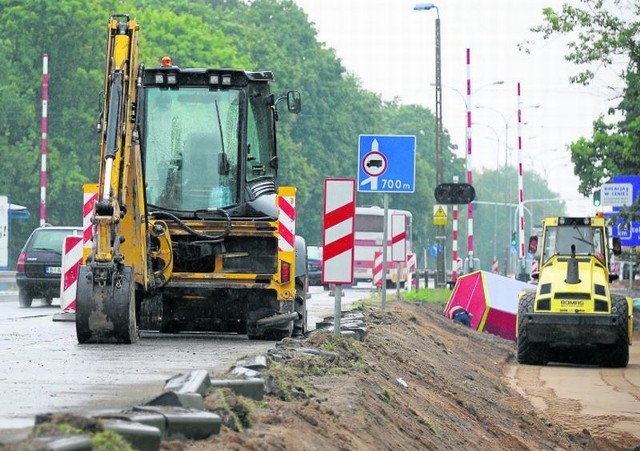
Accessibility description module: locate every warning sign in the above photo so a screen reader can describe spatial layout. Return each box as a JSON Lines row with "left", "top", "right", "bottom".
{"left": 433, "top": 204, "right": 448, "bottom": 226}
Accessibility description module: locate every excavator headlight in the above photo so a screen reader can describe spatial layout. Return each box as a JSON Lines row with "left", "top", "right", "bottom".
{"left": 209, "top": 74, "right": 220, "bottom": 85}
{"left": 222, "top": 75, "right": 232, "bottom": 86}
{"left": 154, "top": 73, "right": 164, "bottom": 84}
{"left": 166, "top": 73, "right": 177, "bottom": 85}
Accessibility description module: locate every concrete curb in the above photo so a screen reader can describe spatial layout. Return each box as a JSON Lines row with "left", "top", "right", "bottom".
{"left": 26, "top": 434, "right": 92, "bottom": 450}
{"left": 209, "top": 378, "right": 265, "bottom": 401}
{"left": 132, "top": 405, "right": 222, "bottom": 440}
{"left": 52, "top": 311, "right": 76, "bottom": 322}
{"left": 102, "top": 418, "right": 162, "bottom": 451}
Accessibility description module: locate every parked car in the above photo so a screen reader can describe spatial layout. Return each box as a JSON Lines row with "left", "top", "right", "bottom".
{"left": 307, "top": 245, "right": 323, "bottom": 287}
{"left": 15, "top": 225, "right": 82, "bottom": 307}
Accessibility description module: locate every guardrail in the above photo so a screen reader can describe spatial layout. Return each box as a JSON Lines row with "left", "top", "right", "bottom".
{"left": 0, "top": 271, "right": 17, "bottom": 292}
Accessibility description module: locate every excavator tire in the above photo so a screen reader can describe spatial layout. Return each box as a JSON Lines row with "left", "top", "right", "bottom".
{"left": 76, "top": 265, "right": 138, "bottom": 344}
{"left": 597, "top": 295, "right": 629, "bottom": 368}
{"left": 517, "top": 292, "right": 549, "bottom": 365}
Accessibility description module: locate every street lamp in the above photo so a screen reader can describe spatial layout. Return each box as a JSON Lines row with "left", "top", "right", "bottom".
{"left": 434, "top": 80, "right": 503, "bottom": 277}
{"left": 475, "top": 102, "right": 540, "bottom": 276}
{"left": 432, "top": 81, "right": 504, "bottom": 157}
{"left": 475, "top": 104, "right": 540, "bottom": 167}
{"left": 415, "top": 2, "right": 446, "bottom": 287}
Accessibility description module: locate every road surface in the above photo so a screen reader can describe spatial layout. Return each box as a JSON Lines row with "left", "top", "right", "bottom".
{"left": 0, "top": 284, "right": 368, "bottom": 439}
{"left": 505, "top": 337, "right": 640, "bottom": 443}
{"left": 1, "top": 284, "right": 639, "bottom": 446}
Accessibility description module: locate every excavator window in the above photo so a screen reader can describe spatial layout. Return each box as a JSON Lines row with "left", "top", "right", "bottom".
{"left": 246, "top": 85, "right": 275, "bottom": 182}
{"left": 543, "top": 224, "right": 605, "bottom": 260}
{"left": 144, "top": 88, "right": 239, "bottom": 210}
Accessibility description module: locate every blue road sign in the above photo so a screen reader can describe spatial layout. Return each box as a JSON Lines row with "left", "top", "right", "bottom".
{"left": 607, "top": 175, "right": 640, "bottom": 246}
{"left": 357, "top": 134, "right": 416, "bottom": 193}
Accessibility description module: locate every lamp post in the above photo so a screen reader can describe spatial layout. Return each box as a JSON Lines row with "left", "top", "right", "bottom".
{"left": 434, "top": 81, "right": 504, "bottom": 148}
{"left": 433, "top": 81, "right": 503, "bottom": 278}
{"left": 475, "top": 104, "right": 540, "bottom": 167}
{"left": 475, "top": 102, "right": 540, "bottom": 275}
{"left": 414, "top": 2, "right": 445, "bottom": 287}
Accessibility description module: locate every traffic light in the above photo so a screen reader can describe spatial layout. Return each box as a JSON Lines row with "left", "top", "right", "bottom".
{"left": 511, "top": 232, "right": 517, "bottom": 248}
{"left": 434, "top": 183, "right": 476, "bottom": 204}
{"left": 592, "top": 189, "right": 601, "bottom": 207}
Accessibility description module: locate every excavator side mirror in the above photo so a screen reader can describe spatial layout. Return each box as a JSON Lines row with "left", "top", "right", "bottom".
{"left": 611, "top": 237, "right": 622, "bottom": 256}
{"left": 286, "top": 91, "right": 301, "bottom": 113}
{"left": 528, "top": 236, "right": 538, "bottom": 254}
{"left": 218, "top": 153, "right": 230, "bottom": 176}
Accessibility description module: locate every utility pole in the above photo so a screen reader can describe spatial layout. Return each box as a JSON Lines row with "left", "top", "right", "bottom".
{"left": 434, "top": 12, "right": 445, "bottom": 288}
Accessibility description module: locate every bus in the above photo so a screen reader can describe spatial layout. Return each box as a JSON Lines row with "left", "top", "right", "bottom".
{"left": 353, "top": 206, "right": 413, "bottom": 287}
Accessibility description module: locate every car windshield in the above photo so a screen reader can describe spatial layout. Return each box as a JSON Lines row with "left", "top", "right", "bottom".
{"left": 29, "top": 229, "right": 80, "bottom": 253}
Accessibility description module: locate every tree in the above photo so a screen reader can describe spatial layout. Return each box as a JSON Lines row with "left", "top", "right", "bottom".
{"left": 526, "top": 1, "right": 640, "bottom": 204}
{"left": 0, "top": 0, "right": 447, "bottom": 268}
{"left": 469, "top": 167, "right": 564, "bottom": 273}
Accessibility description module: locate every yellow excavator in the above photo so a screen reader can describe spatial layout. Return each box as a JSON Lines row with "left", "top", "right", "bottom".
{"left": 76, "top": 15, "right": 307, "bottom": 344}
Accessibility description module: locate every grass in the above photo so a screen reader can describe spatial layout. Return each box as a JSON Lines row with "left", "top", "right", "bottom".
{"left": 401, "top": 287, "right": 452, "bottom": 304}
{"left": 350, "top": 287, "right": 452, "bottom": 311}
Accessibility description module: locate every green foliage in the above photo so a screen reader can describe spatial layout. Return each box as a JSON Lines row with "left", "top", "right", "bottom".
{"left": 468, "top": 166, "right": 565, "bottom": 271}
{"left": 0, "top": 0, "right": 449, "bottom": 267}
{"left": 527, "top": 0, "right": 640, "bottom": 220}
{"left": 91, "top": 430, "right": 135, "bottom": 451}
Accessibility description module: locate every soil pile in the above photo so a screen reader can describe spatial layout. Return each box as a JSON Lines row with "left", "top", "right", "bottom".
{"left": 174, "top": 301, "right": 637, "bottom": 450}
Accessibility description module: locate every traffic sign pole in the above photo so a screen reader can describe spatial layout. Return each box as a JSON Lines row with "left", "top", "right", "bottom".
{"left": 382, "top": 193, "right": 389, "bottom": 310}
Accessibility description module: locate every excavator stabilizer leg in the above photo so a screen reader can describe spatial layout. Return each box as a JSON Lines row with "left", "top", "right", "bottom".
{"left": 76, "top": 265, "right": 138, "bottom": 344}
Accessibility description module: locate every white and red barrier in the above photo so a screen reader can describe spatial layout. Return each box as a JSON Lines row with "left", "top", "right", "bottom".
{"left": 373, "top": 250, "right": 383, "bottom": 288}
{"left": 407, "top": 252, "right": 417, "bottom": 289}
{"left": 83, "top": 183, "right": 98, "bottom": 261}
{"left": 407, "top": 253, "right": 417, "bottom": 272}
{"left": 60, "top": 234, "right": 82, "bottom": 313}
{"left": 278, "top": 188, "right": 296, "bottom": 253}
{"left": 492, "top": 258, "right": 499, "bottom": 274}
{"left": 322, "top": 179, "right": 355, "bottom": 285}
{"left": 530, "top": 258, "right": 539, "bottom": 276}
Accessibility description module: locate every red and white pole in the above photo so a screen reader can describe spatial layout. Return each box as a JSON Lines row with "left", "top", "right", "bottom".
{"left": 516, "top": 82, "right": 526, "bottom": 274}
{"left": 465, "top": 48, "right": 474, "bottom": 270}
{"left": 40, "top": 53, "right": 48, "bottom": 226}
{"left": 452, "top": 175, "right": 459, "bottom": 282}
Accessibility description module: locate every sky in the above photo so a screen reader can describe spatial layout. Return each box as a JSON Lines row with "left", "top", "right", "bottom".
{"left": 293, "top": 0, "right": 627, "bottom": 216}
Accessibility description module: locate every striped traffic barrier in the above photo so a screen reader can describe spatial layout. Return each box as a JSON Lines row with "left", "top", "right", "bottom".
{"left": 52, "top": 234, "right": 82, "bottom": 322}
{"left": 83, "top": 183, "right": 98, "bottom": 262}
{"left": 407, "top": 253, "right": 417, "bottom": 289}
{"left": 372, "top": 250, "right": 383, "bottom": 289}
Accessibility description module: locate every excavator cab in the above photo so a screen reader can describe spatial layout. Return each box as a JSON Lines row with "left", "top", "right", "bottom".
{"left": 141, "top": 68, "right": 300, "bottom": 213}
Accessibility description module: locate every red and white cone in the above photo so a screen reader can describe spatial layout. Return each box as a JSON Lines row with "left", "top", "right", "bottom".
{"left": 491, "top": 258, "right": 499, "bottom": 274}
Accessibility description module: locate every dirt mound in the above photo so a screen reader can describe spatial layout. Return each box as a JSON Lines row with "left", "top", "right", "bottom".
{"left": 174, "top": 301, "right": 633, "bottom": 450}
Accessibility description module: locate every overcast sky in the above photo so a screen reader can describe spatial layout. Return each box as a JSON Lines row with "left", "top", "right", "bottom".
{"left": 293, "top": 0, "right": 626, "bottom": 216}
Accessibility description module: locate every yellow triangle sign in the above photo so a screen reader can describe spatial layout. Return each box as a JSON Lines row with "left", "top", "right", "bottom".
{"left": 434, "top": 206, "right": 447, "bottom": 218}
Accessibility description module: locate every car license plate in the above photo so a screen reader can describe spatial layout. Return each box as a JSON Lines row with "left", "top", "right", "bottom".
{"left": 45, "top": 266, "right": 61, "bottom": 274}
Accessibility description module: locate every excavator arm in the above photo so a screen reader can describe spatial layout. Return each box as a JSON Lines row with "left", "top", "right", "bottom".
{"left": 76, "top": 15, "right": 146, "bottom": 344}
